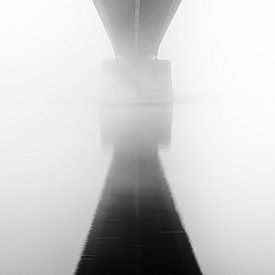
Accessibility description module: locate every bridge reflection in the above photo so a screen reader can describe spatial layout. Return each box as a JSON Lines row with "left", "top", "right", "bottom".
{"left": 75, "top": 104, "right": 202, "bottom": 275}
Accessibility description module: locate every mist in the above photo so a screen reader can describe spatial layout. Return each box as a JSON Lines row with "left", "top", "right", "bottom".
{"left": 1, "top": 0, "right": 274, "bottom": 102}
{"left": 0, "top": 0, "right": 112, "bottom": 102}
{"left": 1, "top": 1, "right": 275, "bottom": 275}
{"left": 161, "top": 0, "right": 275, "bottom": 100}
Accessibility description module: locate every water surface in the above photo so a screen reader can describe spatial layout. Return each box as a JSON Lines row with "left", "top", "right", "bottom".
{"left": 1, "top": 99, "right": 275, "bottom": 275}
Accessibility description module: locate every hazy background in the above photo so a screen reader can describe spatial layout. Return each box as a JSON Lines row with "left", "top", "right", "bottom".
{"left": 1, "top": 1, "right": 275, "bottom": 275}
{"left": 0, "top": 0, "right": 274, "bottom": 102}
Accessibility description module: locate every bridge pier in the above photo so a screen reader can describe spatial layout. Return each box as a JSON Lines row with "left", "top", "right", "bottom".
{"left": 100, "top": 59, "right": 172, "bottom": 103}
{"left": 92, "top": 0, "right": 182, "bottom": 103}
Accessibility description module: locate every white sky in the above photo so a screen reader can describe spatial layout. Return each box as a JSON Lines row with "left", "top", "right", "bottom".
{"left": 0, "top": 0, "right": 275, "bottom": 101}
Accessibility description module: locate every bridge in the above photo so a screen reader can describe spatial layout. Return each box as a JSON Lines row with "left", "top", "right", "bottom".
{"left": 92, "top": 0, "right": 182, "bottom": 103}
{"left": 74, "top": 3, "right": 204, "bottom": 274}
{"left": 75, "top": 105, "right": 202, "bottom": 274}
{"left": 93, "top": 0, "right": 181, "bottom": 58}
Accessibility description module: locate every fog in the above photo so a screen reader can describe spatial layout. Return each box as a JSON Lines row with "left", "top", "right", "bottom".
{"left": 161, "top": 0, "right": 275, "bottom": 100}
{"left": 1, "top": 1, "right": 275, "bottom": 275}
{"left": 1, "top": 0, "right": 274, "bottom": 101}
{"left": 0, "top": 0, "right": 112, "bottom": 102}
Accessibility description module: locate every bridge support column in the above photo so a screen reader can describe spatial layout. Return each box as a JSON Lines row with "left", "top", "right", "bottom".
{"left": 100, "top": 59, "right": 172, "bottom": 104}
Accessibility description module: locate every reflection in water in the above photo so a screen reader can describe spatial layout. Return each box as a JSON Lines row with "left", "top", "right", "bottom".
{"left": 75, "top": 105, "right": 202, "bottom": 274}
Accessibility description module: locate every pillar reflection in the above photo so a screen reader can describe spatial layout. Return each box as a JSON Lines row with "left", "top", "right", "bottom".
{"left": 75, "top": 104, "right": 202, "bottom": 275}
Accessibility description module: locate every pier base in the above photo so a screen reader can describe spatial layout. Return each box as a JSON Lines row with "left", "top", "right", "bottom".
{"left": 100, "top": 59, "right": 172, "bottom": 104}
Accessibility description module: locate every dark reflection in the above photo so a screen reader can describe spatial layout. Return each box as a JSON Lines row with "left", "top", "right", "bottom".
{"left": 75, "top": 105, "right": 202, "bottom": 275}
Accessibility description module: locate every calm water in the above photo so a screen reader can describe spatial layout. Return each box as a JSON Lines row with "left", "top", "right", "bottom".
{"left": 1, "top": 99, "right": 275, "bottom": 275}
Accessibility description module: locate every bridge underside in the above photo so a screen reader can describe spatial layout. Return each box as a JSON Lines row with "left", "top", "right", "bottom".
{"left": 93, "top": 0, "right": 181, "bottom": 58}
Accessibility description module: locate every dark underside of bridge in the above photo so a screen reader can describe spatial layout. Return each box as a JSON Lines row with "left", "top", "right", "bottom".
{"left": 75, "top": 145, "right": 202, "bottom": 275}
{"left": 75, "top": 106, "right": 202, "bottom": 275}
